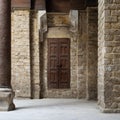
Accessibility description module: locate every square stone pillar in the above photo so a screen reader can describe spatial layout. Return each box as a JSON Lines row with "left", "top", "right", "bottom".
{"left": 0, "top": 0, "right": 15, "bottom": 111}
{"left": 98, "top": 0, "right": 120, "bottom": 112}
{"left": 86, "top": 7, "right": 98, "bottom": 100}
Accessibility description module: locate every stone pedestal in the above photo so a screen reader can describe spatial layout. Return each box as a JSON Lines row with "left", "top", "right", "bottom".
{"left": 0, "top": 0, "right": 15, "bottom": 111}
{"left": 0, "top": 88, "right": 15, "bottom": 111}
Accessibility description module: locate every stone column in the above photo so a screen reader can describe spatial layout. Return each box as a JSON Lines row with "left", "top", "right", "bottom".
{"left": 0, "top": 0, "right": 15, "bottom": 111}
{"left": 98, "top": 0, "right": 120, "bottom": 112}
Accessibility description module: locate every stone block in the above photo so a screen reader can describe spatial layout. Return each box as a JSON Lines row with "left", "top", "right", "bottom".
{"left": 111, "top": 103, "right": 118, "bottom": 109}
{"left": 114, "top": 0, "right": 120, "bottom": 4}
{"left": 47, "top": 13, "right": 69, "bottom": 27}
{"left": 105, "top": 16, "right": 117, "bottom": 23}
{"left": 114, "top": 97, "right": 120, "bottom": 102}
{"left": 114, "top": 35, "right": 120, "bottom": 41}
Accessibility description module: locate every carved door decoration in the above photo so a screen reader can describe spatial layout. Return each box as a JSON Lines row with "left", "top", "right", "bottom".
{"left": 48, "top": 38, "right": 70, "bottom": 89}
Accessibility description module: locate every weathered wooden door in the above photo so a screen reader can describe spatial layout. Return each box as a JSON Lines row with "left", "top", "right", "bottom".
{"left": 48, "top": 38, "right": 70, "bottom": 89}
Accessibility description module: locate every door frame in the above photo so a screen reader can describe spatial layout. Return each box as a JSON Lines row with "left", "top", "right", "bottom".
{"left": 47, "top": 38, "right": 70, "bottom": 89}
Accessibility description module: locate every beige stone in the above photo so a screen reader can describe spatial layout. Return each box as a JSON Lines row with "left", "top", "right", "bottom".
{"left": 11, "top": 9, "right": 98, "bottom": 100}
{"left": 11, "top": 10, "right": 31, "bottom": 98}
{"left": 98, "top": 0, "right": 120, "bottom": 112}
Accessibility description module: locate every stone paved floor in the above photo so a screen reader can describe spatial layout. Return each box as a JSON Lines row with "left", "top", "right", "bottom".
{"left": 0, "top": 99, "right": 120, "bottom": 120}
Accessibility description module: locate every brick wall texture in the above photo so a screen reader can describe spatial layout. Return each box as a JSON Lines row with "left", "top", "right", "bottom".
{"left": 98, "top": 0, "right": 120, "bottom": 112}
{"left": 11, "top": 10, "right": 31, "bottom": 98}
{"left": 11, "top": 9, "right": 98, "bottom": 100}
{"left": 10, "top": 1, "right": 120, "bottom": 113}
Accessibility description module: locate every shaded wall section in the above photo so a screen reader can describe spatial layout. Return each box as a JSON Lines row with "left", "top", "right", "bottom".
{"left": 77, "top": 10, "right": 87, "bottom": 98}
{"left": 86, "top": 7, "right": 98, "bottom": 100}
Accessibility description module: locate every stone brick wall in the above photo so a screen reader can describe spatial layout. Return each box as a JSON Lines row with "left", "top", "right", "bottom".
{"left": 10, "top": 3, "right": 120, "bottom": 112}
{"left": 41, "top": 13, "right": 78, "bottom": 98}
{"left": 77, "top": 8, "right": 98, "bottom": 99}
{"left": 11, "top": 10, "right": 98, "bottom": 99}
{"left": 11, "top": 10, "right": 31, "bottom": 98}
{"left": 86, "top": 7, "right": 98, "bottom": 100}
{"left": 98, "top": 0, "right": 120, "bottom": 112}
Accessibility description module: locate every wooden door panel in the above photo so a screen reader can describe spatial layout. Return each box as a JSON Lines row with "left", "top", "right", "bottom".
{"left": 48, "top": 70, "right": 58, "bottom": 88}
{"left": 48, "top": 38, "right": 70, "bottom": 89}
{"left": 59, "top": 70, "right": 70, "bottom": 88}
{"left": 60, "top": 46, "right": 68, "bottom": 55}
{"left": 60, "top": 58, "right": 69, "bottom": 69}
{"left": 48, "top": 39, "right": 58, "bottom": 88}
{"left": 49, "top": 58, "right": 57, "bottom": 69}
{"left": 59, "top": 39, "right": 70, "bottom": 55}
{"left": 59, "top": 38, "right": 70, "bottom": 88}
{"left": 49, "top": 45, "right": 57, "bottom": 56}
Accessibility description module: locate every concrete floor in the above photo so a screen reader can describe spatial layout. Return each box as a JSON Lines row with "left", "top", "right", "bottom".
{"left": 0, "top": 99, "right": 120, "bottom": 120}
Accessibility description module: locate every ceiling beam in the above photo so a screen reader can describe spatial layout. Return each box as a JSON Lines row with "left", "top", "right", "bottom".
{"left": 12, "top": 0, "right": 30, "bottom": 9}
{"left": 11, "top": 0, "right": 98, "bottom": 11}
{"left": 46, "top": 0, "right": 70, "bottom": 12}
{"left": 71, "top": 0, "right": 86, "bottom": 10}
{"left": 32, "top": 0, "right": 46, "bottom": 10}
{"left": 86, "top": 0, "right": 98, "bottom": 7}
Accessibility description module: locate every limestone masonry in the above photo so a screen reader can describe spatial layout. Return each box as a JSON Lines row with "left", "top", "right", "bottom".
{"left": 10, "top": 0, "right": 120, "bottom": 113}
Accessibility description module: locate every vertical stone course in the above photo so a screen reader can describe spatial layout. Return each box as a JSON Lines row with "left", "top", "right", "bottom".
{"left": 30, "top": 11, "right": 40, "bottom": 99}
{"left": 98, "top": 0, "right": 106, "bottom": 109}
{"left": 98, "top": 0, "right": 120, "bottom": 112}
{"left": 11, "top": 10, "right": 31, "bottom": 98}
{"left": 77, "top": 10, "right": 87, "bottom": 98}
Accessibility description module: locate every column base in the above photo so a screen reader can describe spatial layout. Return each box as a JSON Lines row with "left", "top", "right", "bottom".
{"left": 99, "top": 106, "right": 120, "bottom": 113}
{"left": 0, "top": 88, "right": 15, "bottom": 111}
